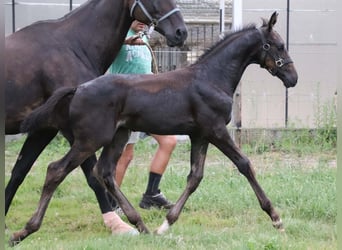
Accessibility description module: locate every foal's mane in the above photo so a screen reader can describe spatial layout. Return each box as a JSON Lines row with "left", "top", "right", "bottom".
{"left": 195, "top": 24, "right": 257, "bottom": 63}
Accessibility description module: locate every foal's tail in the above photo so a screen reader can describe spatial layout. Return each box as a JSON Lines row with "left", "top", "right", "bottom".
{"left": 20, "top": 87, "right": 77, "bottom": 133}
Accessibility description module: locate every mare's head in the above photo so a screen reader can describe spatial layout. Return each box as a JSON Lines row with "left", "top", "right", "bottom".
{"left": 257, "top": 12, "right": 298, "bottom": 88}
{"left": 129, "top": 0, "right": 187, "bottom": 47}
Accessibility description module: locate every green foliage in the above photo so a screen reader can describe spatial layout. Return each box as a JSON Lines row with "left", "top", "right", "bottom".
{"left": 314, "top": 98, "right": 337, "bottom": 147}
{"left": 312, "top": 83, "right": 337, "bottom": 147}
{"left": 241, "top": 126, "right": 337, "bottom": 156}
{"left": 5, "top": 135, "right": 336, "bottom": 249}
{"left": 241, "top": 85, "right": 337, "bottom": 155}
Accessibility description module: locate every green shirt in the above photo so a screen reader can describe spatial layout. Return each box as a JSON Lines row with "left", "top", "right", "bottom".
{"left": 109, "top": 29, "right": 152, "bottom": 74}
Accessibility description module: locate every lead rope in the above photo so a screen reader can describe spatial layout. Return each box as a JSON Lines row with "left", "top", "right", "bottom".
{"left": 142, "top": 26, "right": 159, "bottom": 74}
{"left": 145, "top": 42, "right": 159, "bottom": 74}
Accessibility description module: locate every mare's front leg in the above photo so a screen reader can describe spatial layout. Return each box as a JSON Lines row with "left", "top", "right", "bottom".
{"left": 9, "top": 146, "right": 91, "bottom": 246}
{"left": 93, "top": 128, "right": 149, "bottom": 234}
{"left": 209, "top": 126, "right": 283, "bottom": 231}
{"left": 155, "top": 136, "right": 209, "bottom": 235}
{"left": 5, "top": 129, "right": 58, "bottom": 216}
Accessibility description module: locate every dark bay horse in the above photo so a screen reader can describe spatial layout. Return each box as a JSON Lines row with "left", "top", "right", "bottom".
{"left": 5, "top": 0, "right": 187, "bottom": 236}
{"left": 20, "top": 12, "right": 297, "bottom": 238}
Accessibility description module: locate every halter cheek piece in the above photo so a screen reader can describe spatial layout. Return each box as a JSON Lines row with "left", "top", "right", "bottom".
{"left": 257, "top": 28, "right": 293, "bottom": 75}
{"left": 130, "top": 0, "right": 180, "bottom": 27}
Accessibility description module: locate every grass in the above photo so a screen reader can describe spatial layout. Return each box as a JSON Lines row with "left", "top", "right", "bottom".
{"left": 4, "top": 133, "right": 336, "bottom": 250}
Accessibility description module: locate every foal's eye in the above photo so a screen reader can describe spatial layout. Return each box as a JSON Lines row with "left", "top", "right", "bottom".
{"left": 277, "top": 44, "right": 285, "bottom": 51}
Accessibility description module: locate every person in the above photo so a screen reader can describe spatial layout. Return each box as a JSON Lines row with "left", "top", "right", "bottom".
{"left": 108, "top": 20, "right": 177, "bottom": 210}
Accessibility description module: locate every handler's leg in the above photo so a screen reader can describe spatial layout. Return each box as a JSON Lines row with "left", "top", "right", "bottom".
{"left": 139, "top": 134, "right": 177, "bottom": 209}
{"left": 115, "top": 143, "right": 135, "bottom": 187}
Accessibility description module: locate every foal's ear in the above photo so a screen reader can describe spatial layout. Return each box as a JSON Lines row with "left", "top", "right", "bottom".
{"left": 268, "top": 11, "right": 278, "bottom": 32}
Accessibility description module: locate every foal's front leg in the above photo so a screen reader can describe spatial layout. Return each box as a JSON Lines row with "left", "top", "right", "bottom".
{"left": 155, "top": 137, "right": 209, "bottom": 234}
{"left": 9, "top": 147, "right": 89, "bottom": 245}
{"left": 93, "top": 128, "right": 150, "bottom": 234}
{"left": 209, "top": 127, "right": 283, "bottom": 231}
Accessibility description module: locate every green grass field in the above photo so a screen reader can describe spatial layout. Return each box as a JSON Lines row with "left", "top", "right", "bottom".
{"left": 5, "top": 133, "right": 336, "bottom": 250}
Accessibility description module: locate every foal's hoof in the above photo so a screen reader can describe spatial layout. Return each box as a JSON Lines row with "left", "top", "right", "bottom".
{"left": 154, "top": 219, "right": 170, "bottom": 235}
{"left": 9, "top": 235, "right": 21, "bottom": 247}
{"left": 272, "top": 219, "right": 285, "bottom": 232}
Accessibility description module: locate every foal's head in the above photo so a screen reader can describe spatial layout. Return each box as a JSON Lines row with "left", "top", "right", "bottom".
{"left": 257, "top": 12, "right": 298, "bottom": 88}
{"left": 130, "top": 0, "right": 187, "bottom": 47}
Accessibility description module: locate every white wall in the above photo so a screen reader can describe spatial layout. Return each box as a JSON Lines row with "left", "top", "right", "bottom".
{"left": 5, "top": 0, "right": 337, "bottom": 128}
{"left": 4, "top": 0, "right": 85, "bottom": 35}
{"left": 240, "top": 0, "right": 337, "bottom": 128}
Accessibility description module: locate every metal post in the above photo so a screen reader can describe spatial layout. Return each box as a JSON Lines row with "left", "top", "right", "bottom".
{"left": 285, "top": 0, "right": 290, "bottom": 127}
{"left": 219, "top": 0, "right": 225, "bottom": 38}
{"left": 232, "top": 0, "right": 242, "bottom": 30}
{"left": 232, "top": 0, "right": 243, "bottom": 147}
{"left": 70, "top": 0, "right": 73, "bottom": 11}
{"left": 12, "top": 0, "right": 16, "bottom": 33}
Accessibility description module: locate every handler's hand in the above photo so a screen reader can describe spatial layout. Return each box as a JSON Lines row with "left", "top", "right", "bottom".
{"left": 125, "top": 35, "right": 145, "bottom": 45}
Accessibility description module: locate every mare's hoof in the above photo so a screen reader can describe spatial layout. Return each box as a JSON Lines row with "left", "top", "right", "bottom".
{"left": 110, "top": 221, "right": 140, "bottom": 236}
{"left": 112, "top": 228, "right": 139, "bottom": 236}
{"left": 128, "top": 229, "right": 140, "bottom": 235}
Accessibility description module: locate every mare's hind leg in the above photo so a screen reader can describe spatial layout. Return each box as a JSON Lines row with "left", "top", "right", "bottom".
{"left": 156, "top": 136, "right": 209, "bottom": 234}
{"left": 93, "top": 128, "right": 149, "bottom": 234}
{"left": 5, "top": 129, "right": 58, "bottom": 216}
{"left": 209, "top": 126, "right": 283, "bottom": 231}
{"left": 9, "top": 146, "right": 92, "bottom": 246}
{"left": 80, "top": 155, "right": 115, "bottom": 212}
{"left": 61, "top": 128, "right": 134, "bottom": 235}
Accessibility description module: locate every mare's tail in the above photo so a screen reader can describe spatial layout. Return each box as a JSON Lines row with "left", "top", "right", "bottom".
{"left": 20, "top": 87, "right": 77, "bottom": 133}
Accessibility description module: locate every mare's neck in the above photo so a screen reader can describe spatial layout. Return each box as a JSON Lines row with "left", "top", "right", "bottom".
{"left": 196, "top": 28, "right": 260, "bottom": 96}
{"left": 63, "top": 0, "right": 133, "bottom": 74}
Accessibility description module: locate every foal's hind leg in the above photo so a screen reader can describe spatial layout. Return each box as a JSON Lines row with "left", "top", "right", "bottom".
{"left": 60, "top": 129, "right": 114, "bottom": 214}
{"left": 5, "top": 129, "right": 58, "bottom": 216}
{"left": 9, "top": 146, "right": 91, "bottom": 245}
{"left": 156, "top": 136, "right": 209, "bottom": 234}
{"left": 209, "top": 127, "right": 283, "bottom": 231}
{"left": 93, "top": 128, "right": 149, "bottom": 234}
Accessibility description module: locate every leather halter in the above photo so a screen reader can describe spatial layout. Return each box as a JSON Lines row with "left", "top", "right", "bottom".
{"left": 258, "top": 28, "right": 293, "bottom": 75}
{"left": 130, "top": 0, "right": 180, "bottom": 27}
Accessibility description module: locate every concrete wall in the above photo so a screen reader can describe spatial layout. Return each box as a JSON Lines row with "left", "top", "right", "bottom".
{"left": 5, "top": 0, "right": 80, "bottom": 35}
{"left": 5, "top": 0, "right": 337, "bottom": 128}
{"left": 4, "top": 0, "right": 232, "bottom": 35}
{"left": 241, "top": 0, "right": 337, "bottom": 128}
